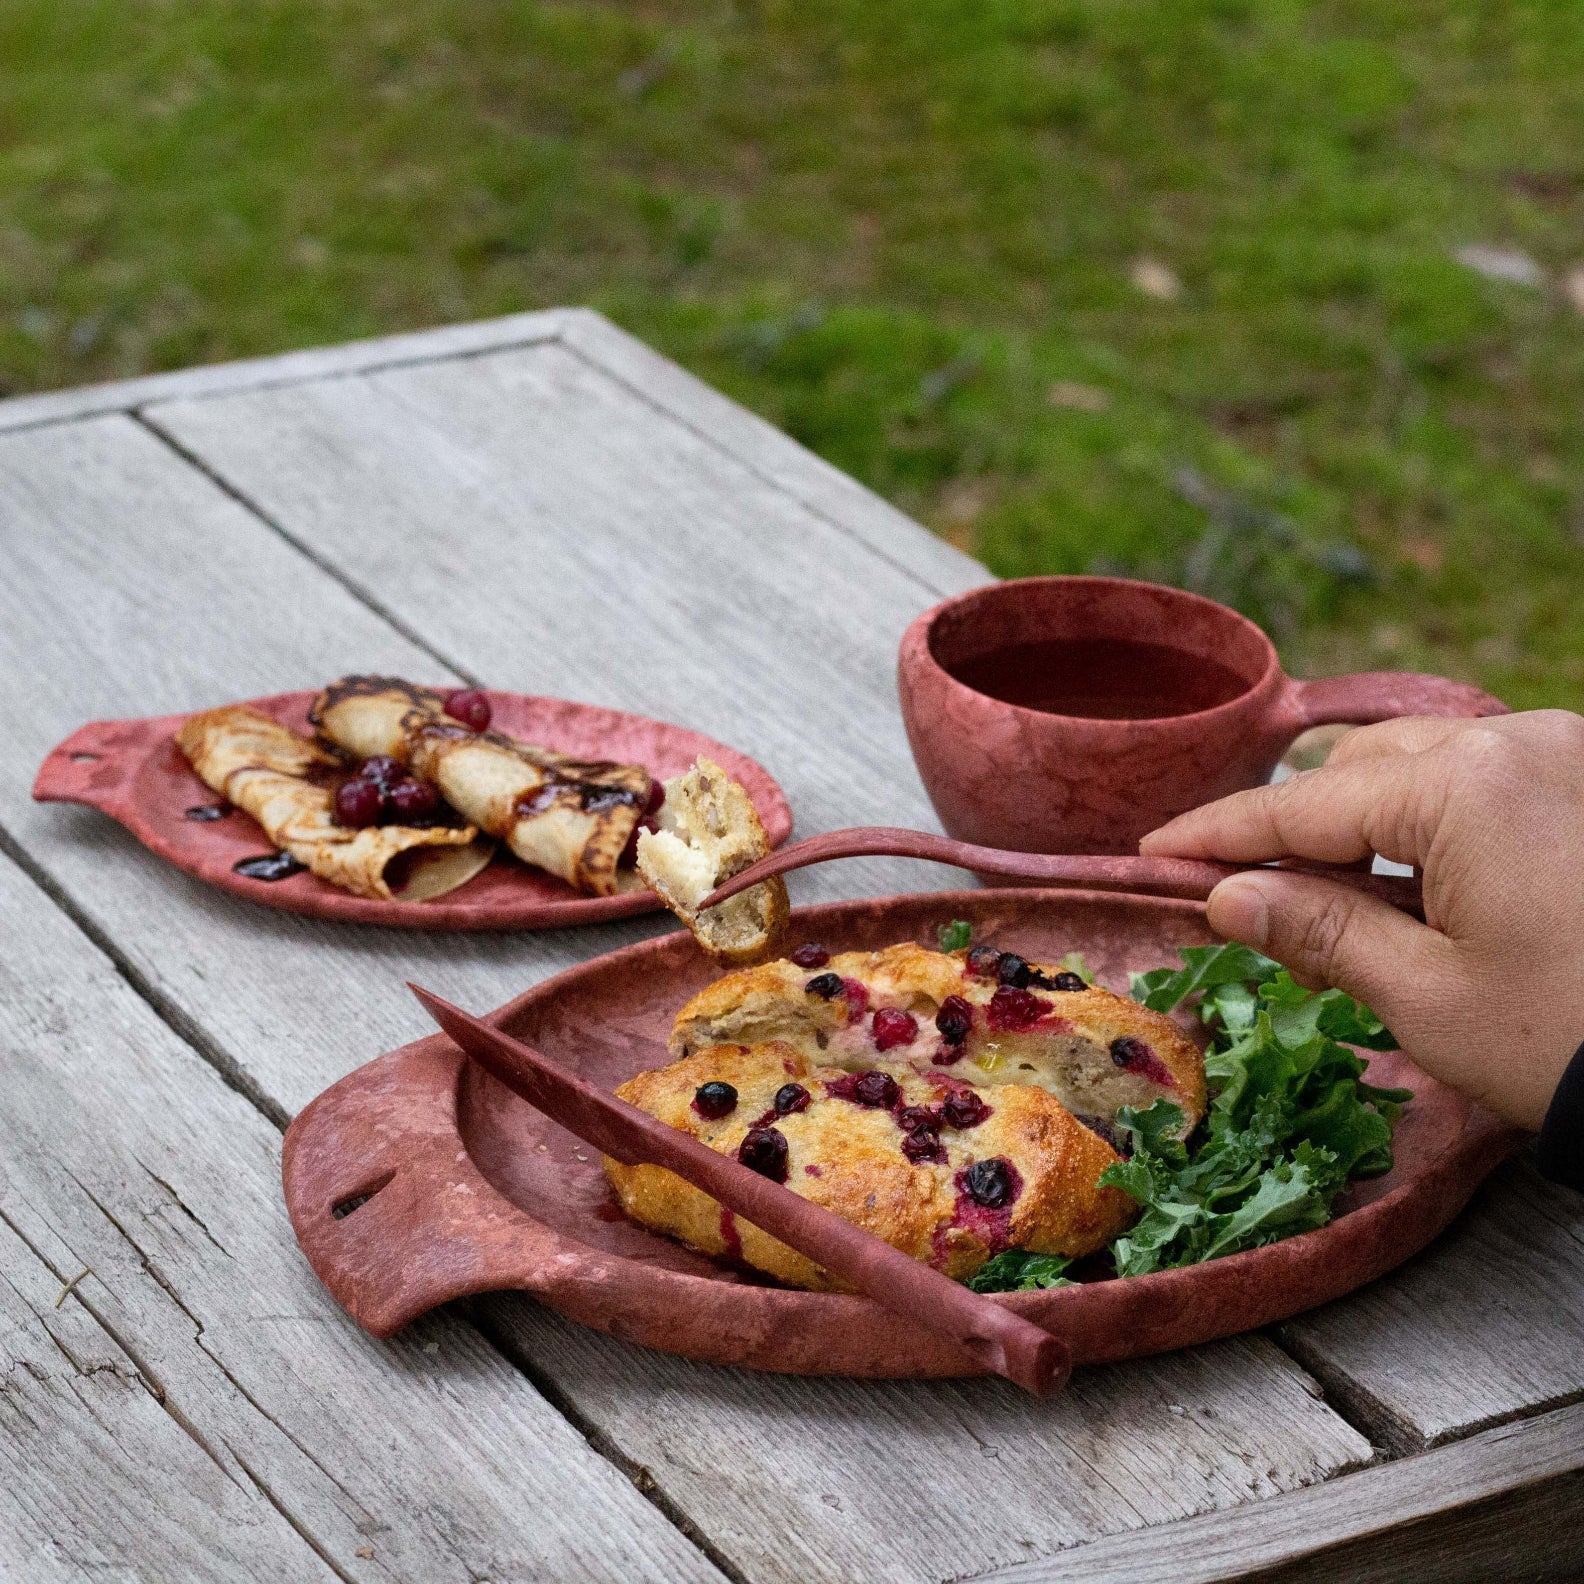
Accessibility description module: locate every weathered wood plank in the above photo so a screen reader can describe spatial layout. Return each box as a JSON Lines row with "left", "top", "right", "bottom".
{"left": 0, "top": 847, "right": 721, "bottom": 1583}
{"left": 0, "top": 412, "right": 670, "bottom": 1120}
{"left": 146, "top": 339, "right": 985, "bottom": 807}
{"left": 474, "top": 1301, "right": 1369, "bottom": 1584}
{"left": 0, "top": 1215, "right": 336, "bottom": 1583}
{"left": 1276, "top": 1153, "right": 1584, "bottom": 1453}
{"left": 0, "top": 309, "right": 571, "bottom": 435}
{"left": 971, "top": 1399, "right": 1584, "bottom": 1584}
{"left": 553, "top": 309, "right": 985, "bottom": 599}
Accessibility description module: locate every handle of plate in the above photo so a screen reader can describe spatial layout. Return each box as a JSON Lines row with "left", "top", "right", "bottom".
{"left": 32, "top": 719, "right": 144, "bottom": 817}
{"left": 281, "top": 1036, "right": 556, "bottom": 1339}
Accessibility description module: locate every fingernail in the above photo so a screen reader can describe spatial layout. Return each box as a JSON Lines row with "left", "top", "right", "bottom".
{"left": 1208, "top": 877, "right": 1270, "bottom": 949}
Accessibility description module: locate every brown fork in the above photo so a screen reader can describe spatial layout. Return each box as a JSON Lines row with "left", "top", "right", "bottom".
{"left": 701, "top": 826, "right": 1424, "bottom": 917}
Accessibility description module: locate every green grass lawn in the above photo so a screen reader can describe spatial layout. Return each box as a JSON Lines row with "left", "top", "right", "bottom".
{"left": 4, "top": 0, "right": 1582, "bottom": 707}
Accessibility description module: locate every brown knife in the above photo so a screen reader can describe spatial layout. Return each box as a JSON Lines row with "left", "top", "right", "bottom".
{"left": 700, "top": 825, "right": 1425, "bottom": 917}
{"left": 408, "top": 983, "right": 1071, "bottom": 1395}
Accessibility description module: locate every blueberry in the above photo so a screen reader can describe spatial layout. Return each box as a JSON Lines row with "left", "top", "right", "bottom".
{"left": 996, "top": 953, "right": 1034, "bottom": 988}
{"left": 935, "top": 995, "right": 973, "bottom": 1045}
{"left": 965, "top": 946, "right": 1003, "bottom": 979}
{"left": 1110, "top": 1036, "right": 1151, "bottom": 1070}
{"left": 738, "top": 1128, "right": 789, "bottom": 1182}
{"left": 773, "top": 1083, "right": 811, "bottom": 1116}
{"left": 963, "top": 1158, "right": 1016, "bottom": 1208}
{"left": 693, "top": 1081, "right": 738, "bottom": 1119}
{"left": 805, "top": 972, "right": 845, "bottom": 1000}
{"left": 1050, "top": 971, "right": 1088, "bottom": 992}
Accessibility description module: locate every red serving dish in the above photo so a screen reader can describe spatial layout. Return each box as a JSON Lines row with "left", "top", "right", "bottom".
{"left": 283, "top": 889, "right": 1517, "bottom": 1376}
{"left": 33, "top": 689, "right": 791, "bottom": 929}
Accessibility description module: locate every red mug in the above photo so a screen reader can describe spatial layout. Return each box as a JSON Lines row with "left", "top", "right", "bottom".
{"left": 898, "top": 576, "right": 1507, "bottom": 857}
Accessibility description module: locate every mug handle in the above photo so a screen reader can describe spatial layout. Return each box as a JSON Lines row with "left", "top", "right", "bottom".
{"left": 1287, "top": 671, "right": 1508, "bottom": 730}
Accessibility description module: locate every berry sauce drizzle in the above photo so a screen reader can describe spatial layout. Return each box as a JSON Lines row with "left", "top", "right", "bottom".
{"left": 232, "top": 852, "right": 306, "bottom": 882}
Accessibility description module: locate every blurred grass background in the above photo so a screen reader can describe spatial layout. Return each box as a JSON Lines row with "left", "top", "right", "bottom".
{"left": 3, "top": 0, "right": 1582, "bottom": 707}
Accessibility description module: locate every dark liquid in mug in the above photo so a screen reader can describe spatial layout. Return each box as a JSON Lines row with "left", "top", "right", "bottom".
{"left": 948, "top": 637, "right": 1250, "bottom": 720}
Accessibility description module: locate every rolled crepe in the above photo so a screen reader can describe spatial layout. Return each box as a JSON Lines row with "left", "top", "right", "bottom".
{"left": 176, "top": 705, "right": 493, "bottom": 903}
{"left": 309, "top": 677, "right": 652, "bottom": 897}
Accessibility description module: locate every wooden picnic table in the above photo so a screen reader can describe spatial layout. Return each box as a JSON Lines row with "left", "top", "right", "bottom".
{"left": 0, "top": 309, "right": 1579, "bottom": 1584}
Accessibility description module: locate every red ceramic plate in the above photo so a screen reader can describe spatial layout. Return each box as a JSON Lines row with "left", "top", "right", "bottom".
{"left": 33, "top": 690, "right": 792, "bottom": 929}
{"left": 283, "top": 889, "right": 1519, "bottom": 1375}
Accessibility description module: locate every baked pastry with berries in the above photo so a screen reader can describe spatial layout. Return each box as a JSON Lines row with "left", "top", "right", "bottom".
{"left": 635, "top": 757, "right": 789, "bottom": 965}
{"left": 604, "top": 1040, "right": 1136, "bottom": 1290}
{"left": 668, "top": 940, "right": 1206, "bottom": 1143}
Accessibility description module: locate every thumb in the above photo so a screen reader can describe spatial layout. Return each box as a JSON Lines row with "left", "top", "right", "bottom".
{"left": 1206, "top": 871, "right": 1448, "bottom": 1029}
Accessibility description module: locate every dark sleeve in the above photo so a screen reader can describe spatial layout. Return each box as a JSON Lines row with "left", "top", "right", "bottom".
{"left": 1536, "top": 1041, "right": 1584, "bottom": 1193}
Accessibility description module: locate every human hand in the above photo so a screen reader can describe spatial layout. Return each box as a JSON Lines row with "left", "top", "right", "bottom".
{"left": 1140, "top": 711, "right": 1584, "bottom": 1130}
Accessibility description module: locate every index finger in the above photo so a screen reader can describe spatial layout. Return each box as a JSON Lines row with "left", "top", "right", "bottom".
{"left": 1139, "top": 750, "right": 1440, "bottom": 868}
{"left": 1324, "top": 714, "right": 1480, "bottom": 768}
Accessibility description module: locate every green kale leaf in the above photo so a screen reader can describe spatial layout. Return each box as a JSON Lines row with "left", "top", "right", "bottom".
{"left": 966, "top": 1250, "right": 1075, "bottom": 1292}
{"left": 1095, "top": 950, "right": 1409, "bottom": 1275}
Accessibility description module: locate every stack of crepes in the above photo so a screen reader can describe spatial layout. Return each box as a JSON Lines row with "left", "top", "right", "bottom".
{"left": 307, "top": 677, "right": 653, "bottom": 897}
{"left": 177, "top": 706, "right": 492, "bottom": 902}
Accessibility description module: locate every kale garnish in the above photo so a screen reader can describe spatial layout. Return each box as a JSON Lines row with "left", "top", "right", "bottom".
{"left": 968, "top": 942, "right": 1411, "bottom": 1290}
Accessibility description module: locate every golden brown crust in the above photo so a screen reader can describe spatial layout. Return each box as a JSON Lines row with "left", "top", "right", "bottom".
{"left": 176, "top": 706, "right": 489, "bottom": 902}
{"left": 669, "top": 942, "right": 1207, "bottom": 1136}
{"left": 309, "top": 676, "right": 651, "bottom": 896}
{"left": 604, "top": 1041, "right": 1137, "bottom": 1290}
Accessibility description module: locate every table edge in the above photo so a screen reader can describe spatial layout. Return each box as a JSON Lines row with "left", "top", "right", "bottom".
{"left": 968, "top": 1398, "right": 1584, "bottom": 1584}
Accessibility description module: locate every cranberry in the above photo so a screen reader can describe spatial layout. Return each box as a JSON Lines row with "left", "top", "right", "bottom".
{"left": 738, "top": 1127, "right": 789, "bottom": 1182}
{"left": 871, "top": 1008, "right": 918, "bottom": 1052}
{"left": 805, "top": 972, "right": 845, "bottom": 1000}
{"left": 935, "top": 995, "right": 973, "bottom": 1045}
{"left": 789, "top": 943, "right": 830, "bottom": 969}
{"left": 693, "top": 1081, "right": 738, "bottom": 1119}
{"left": 965, "top": 946, "right": 1003, "bottom": 979}
{"left": 896, "top": 1104, "right": 939, "bottom": 1132}
{"left": 841, "top": 979, "right": 870, "bottom": 1021}
{"left": 387, "top": 777, "right": 440, "bottom": 822}
{"left": 1111, "top": 1036, "right": 1152, "bottom": 1070}
{"left": 360, "top": 755, "right": 404, "bottom": 792}
{"left": 963, "top": 1157, "right": 1016, "bottom": 1208}
{"left": 1051, "top": 971, "right": 1088, "bottom": 992}
{"left": 644, "top": 777, "right": 666, "bottom": 816}
{"left": 445, "top": 688, "right": 492, "bottom": 732}
{"left": 334, "top": 778, "right": 385, "bottom": 828}
{"left": 942, "top": 1090, "right": 990, "bottom": 1130}
{"left": 773, "top": 1083, "right": 811, "bottom": 1116}
{"left": 851, "top": 1070, "right": 900, "bottom": 1108}
{"left": 986, "top": 985, "right": 1050, "bottom": 1032}
{"left": 902, "top": 1127, "right": 947, "bottom": 1164}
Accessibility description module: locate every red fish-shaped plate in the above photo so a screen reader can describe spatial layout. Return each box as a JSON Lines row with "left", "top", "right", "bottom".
{"left": 282, "top": 889, "right": 1519, "bottom": 1376}
{"left": 33, "top": 690, "right": 792, "bottom": 929}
